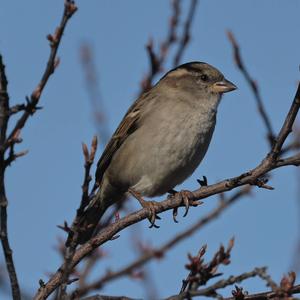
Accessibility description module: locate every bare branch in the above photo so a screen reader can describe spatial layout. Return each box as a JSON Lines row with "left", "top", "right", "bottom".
{"left": 227, "top": 31, "right": 276, "bottom": 147}
{"left": 0, "top": 55, "right": 21, "bottom": 300}
{"left": 141, "top": 0, "right": 199, "bottom": 94}
{"left": 225, "top": 277, "right": 300, "bottom": 300}
{"left": 180, "top": 239, "right": 234, "bottom": 294}
{"left": 270, "top": 86, "right": 300, "bottom": 159}
{"left": 173, "top": 0, "right": 198, "bottom": 67}
{"left": 0, "top": 55, "right": 9, "bottom": 148}
{"left": 140, "top": 0, "right": 181, "bottom": 93}
{"left": 166, "top": 268, "right": 282, "bottom": 300}
{"left": 0, "top": 2, "right": 77, "bottom": 300}
{"left": 57, "top": 136, "right": 98, "bottom": 299}
{"left": 4, "top": 0, "right": 77, "bottom": 152}
{"left": 80, "top": 43, "right": 110, "bottom": 144}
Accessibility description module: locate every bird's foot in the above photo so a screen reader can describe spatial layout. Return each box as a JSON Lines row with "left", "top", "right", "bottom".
{"left": 168, "top": 189, "right": 202, "bottom": 223}
{"left": 128, "top": 188, "right": 160, "bottom": 228}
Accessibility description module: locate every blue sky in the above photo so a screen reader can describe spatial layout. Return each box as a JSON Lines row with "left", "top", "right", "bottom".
{"left": 1, "top": 1, "right": 300, "bottom": 299}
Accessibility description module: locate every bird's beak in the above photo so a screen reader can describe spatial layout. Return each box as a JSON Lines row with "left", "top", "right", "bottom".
{"left": 212, "top": 79, "right": 237, "bottom": 94}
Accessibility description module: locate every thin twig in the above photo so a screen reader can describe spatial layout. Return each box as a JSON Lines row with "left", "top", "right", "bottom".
{"left": 256, "top": 269, "right": 278, "bottom": 292}
{"left": 57, "top": 136, "right": 98, "bottom": 299}
{"left": 140, "top": 0, "right": 181, "bottom": 93}
{"left": 141, "top": 0, "right": 199, "bottom": 94}
{"left": 0, "top": 55, "right": 21, "bottom": 300}
{"left": 0, "top": 2, "right": 78, "bottom": 299}
{"left": 223, "top": 272, "right": 300, "bottom": 300}
{"left": 269, "top": 86, "right": 300, "bottom": 159}
{"left": 4, "top": 0, "right": 77, "bottom": 152}
{"left": 227, "top": 31, "right": 276, "bottom": 147}
{"left": 80, "top": 43, "right": 110, "bottom": 145}
{"left": 180, "top": 239, "right": 234, "bottom": 294}
{"left": 173, "top": 0, "right": 198, "bottom": 67}
{"left": 225, "top": 285, "right": 300, "bottom": 300}
{"left": 166, "top": 267, "right": 268, "bottom": 299}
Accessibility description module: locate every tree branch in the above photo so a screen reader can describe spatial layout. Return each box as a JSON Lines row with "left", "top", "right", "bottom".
{"left": 140, "top": 0, "right": 180, "bottom": 93}
{"left": 0, "top": 55, "right": 21, "bottom": 300}
{"left": 166, "top": 267, "right": 267, "bottom": 299}
{"left": 173, "top": 0, "right": 198, "bottom": 67}
{"left": 71, "top": 188, "right": 250, "bottom": 299}
{"left": 0, "top": 1, "right": 77, "bottom": 300}
{"left": 4, "top": 0, "right": 77, "bottom": 152}
{"left": 227, "top": 31, "right": 276, "bottom": 147}
{"left": 56, "top": 136, "right": 98, "bottom": 299}
{"left": 140, "top": 0, "right": 198, "bottom": 94}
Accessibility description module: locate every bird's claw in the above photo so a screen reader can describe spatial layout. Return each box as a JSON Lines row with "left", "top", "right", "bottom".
{"left": 129, "top": 188, "right": 160, "bottom": 228}
{"left": 178, "top": 190, "right": 195, "bottom": 217}
{"left": 172, "top": 207, "right": 179, "bottom": 223}
{"left": 169, "top": 190, "right": 180, "bottom": 223}
{"left": 144, "top": 200, "right": 160, "bottom": 228}
{"left": 170, "top": 190, "right": 202, "bottom": 221}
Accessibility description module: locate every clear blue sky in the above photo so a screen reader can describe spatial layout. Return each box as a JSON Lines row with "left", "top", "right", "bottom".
{"left": 1, "top": 1, "right": 300, "bottom": 299}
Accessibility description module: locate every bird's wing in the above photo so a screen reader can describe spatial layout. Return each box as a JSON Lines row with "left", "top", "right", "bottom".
{"left": 95, "top": 92, "right": 152, "bottom": 184}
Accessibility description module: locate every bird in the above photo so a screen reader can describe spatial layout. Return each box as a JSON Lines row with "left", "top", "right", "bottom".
{"left": 77, "top": 61, "right": 237, "bottom": 244}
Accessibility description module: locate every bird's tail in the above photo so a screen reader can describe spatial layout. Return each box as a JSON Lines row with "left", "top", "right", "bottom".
{"left": 76, "top": 179, "right": 125, "bottom": 244}
{"left": 76, "top": 197, "right": 107, "bottom": 244}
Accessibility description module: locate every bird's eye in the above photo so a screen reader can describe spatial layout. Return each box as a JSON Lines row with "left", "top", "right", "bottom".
{"left": 200, "top": 74, "right": 209, "bottom": 82}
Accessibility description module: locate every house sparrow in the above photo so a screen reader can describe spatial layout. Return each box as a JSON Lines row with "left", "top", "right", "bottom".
{"left": 78, "top": 61, "right": 236, "bottom": 243}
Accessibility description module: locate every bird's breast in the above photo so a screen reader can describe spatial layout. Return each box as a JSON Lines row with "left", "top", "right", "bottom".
{"left": 131, "top": 104, "right": 217, "bottom": 196}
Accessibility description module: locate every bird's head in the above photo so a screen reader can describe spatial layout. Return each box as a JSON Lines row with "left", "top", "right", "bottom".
{"left": 159, "top": 61, "right": 237, "bottom": 99}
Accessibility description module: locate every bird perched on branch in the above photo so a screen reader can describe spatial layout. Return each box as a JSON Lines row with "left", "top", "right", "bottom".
{"left": 77, "top": 61, "right": 236, "bottom": 243}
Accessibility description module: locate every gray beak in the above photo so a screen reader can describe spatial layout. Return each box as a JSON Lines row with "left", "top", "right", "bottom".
{"left": 212, "top": 79, "right": 237, "bottom": 93}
